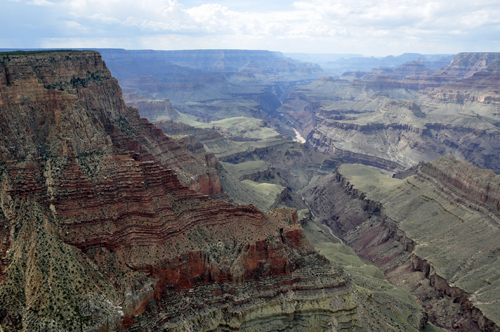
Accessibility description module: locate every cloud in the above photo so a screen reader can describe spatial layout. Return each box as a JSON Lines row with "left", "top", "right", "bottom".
{"left": 60, "top": 0, "right": 500, "bottom": 41}
{"left": 65, "top": 21, "right": 86, "bottom": 31}
{"left": 28, "top": 0, "right": 55, "bottom": 5}
{"left": 4, "top": 0, "right": 500, "bottom": 55}
{"left": 88, "top": 13, "right": 120, "bottom": 24}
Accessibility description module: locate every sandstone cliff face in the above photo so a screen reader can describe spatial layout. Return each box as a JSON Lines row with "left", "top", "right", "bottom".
{"left": 280, "top": 53, "right": 500, "bottom": 174}
{"left": 0, "top": 51, "right": 414, "bottom": 332}
{"left": 434, "top": 52, "right": 500, "bottom": 78}
{"left": 307, "top": 159, "right": 500, "bottom": 331}
{"left": 425, "top": 60, "right": 500, "bottom": 104}
{"left": 396, "top": 53, "right": 500, "bottom": 90}
{"left": 118, "top": 94, "right": 222, "bottom": 195}
{"left": 306, "top": 115, "right": 500, "bottom": 173}
{"left": 122, "top": 94, "right": 179, "bottom": 121}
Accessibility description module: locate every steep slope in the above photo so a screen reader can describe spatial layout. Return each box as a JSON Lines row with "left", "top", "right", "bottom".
{"left": 307, "top": 157, "right": 500, "bottom": 331}
{"left": 280, "top": 53, "right": 500, "bottom": 173}
{"left": 98, "top": 49, "right": 323, "bottom": 125}
{"left": 433, "top": 53, "right": 500, "bottom": 78}
{"left": 0, "top": 51, "right": 427, "bottom": 332}
{"left": 424, "top": 60, "right": 500, "bottom": 104}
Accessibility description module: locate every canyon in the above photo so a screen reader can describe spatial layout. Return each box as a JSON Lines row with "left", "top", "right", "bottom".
{"left": 279, "top": 53, "right": 500, "bottom": 173}
{"left": 0, "top": 51, "right": 431, "bottom": 332}
{"left": 306, "top": 157, "right": 500, "bottom": 331}
{"left": 2, "top": 47, "right": 500, "bottom": 332}
{"left": 98, "top": 49, "right": 500, "bottom": 331}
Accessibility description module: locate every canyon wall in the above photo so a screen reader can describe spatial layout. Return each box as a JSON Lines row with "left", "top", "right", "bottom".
{"left": 281, "top": 53, "right": 500, "bottom": 174}
{"left": 308, "top": 158, "right": 500, "bottom": 331}
{"left": 0, "top": 51, "right": 426, "bottom": 332}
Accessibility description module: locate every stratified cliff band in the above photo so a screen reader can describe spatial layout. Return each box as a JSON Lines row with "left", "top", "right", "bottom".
{"left": 0, "top": 51, "right": 427, "bottom": 332}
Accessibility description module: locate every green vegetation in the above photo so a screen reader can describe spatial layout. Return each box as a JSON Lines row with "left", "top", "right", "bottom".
{"left": 303, "top": 217, "right": 446, "bottom": 331}
{"left": 190, "top": 116, "right": 281, "bottom": 140}
{"left": 179, "top": 99, "right": 261, "bottom": 122}
{"left": 77, "top": 151, "right": 104, "bottom": 180}
{"left": 220, "top": 160, "right": 270, "bottom": 179}
{"left": 340, "top": 163, "right": 500, "bottom": 326}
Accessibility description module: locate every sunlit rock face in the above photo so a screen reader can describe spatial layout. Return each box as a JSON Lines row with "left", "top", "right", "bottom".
{"left": 279, "top": 53, "right": 500, "bottom": 174}
{"left": 308, "top": 157, "right": 500, "bottom": 331}
{"left": 0, "top": 51, "right": 420, "bottom": 332}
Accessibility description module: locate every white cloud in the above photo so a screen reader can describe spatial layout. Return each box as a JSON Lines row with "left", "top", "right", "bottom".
{"left": 28, "top": 0, "right": 55, "bottom": 5}
{"left": 5, "top": 0, "right": 500, "bottom": 55}
{"left": 65, "top": 21, "right": 86, "bottom": 30}
{"left": 88, "top": 13, "right": 120, "bottom": 24}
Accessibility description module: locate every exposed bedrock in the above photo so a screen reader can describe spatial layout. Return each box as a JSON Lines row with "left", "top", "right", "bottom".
{"left": 306, "top": 118, "right": 500, "bottom": 173}
{"left": 0, "top": 51, "right": 422, "bottom": 332}
{"left": 307, "top": 159, "right": 500, "bottom": 331}
{"left": 279, "top": 53, "right": 500, "bottom": 175}
{"left": 122, "top": 95, "right": 180, "bottom": 122}
{"left": 425, "top": 60, "right": 500, "bottom": 104}
{"left": 434, "top": 53, "right": 500, "bottom": 79}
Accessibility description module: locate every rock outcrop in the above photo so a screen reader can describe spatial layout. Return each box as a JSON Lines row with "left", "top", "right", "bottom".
{"left": 97, "top": 49, "right": 324, "bottom": 127}
{"left": 280, "top": 53, "right": 500, "bottom": 174}
{"left": 122, "top": 94, "right": 180, "bottom": 122}
{"left": 425, "top": 60, "right": 500, "bottom": 104}
{"left": 308, "top": 158, "right": 500, "bottom": 331}
{"left": 0, "top": 51, "right": 424, "bottom": 332}
{"left": 434, "top": 52, "right": 500, "bottom": 79}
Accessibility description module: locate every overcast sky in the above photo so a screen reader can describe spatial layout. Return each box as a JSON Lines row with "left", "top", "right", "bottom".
{"left": 3, "top": 0, "right": 500, "bottom": 56}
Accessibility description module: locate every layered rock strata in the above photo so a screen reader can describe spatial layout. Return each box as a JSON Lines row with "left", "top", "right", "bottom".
{"left": 281, "top": 54, "right": 500, "bottom": 173}
{"left": 425, "top": 60, "right": 500, "bottom": 104}
{"left": 0, "top": 51, "right": 421, "bottom": 332}
{"left": 308, "top": 158, "right": 500, "bottom": 331}
{"left": 123, "top": 94, "right": 180, "bottom": 122}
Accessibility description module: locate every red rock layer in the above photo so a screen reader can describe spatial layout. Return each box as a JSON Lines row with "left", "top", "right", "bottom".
{"left": 0, "top": 51, "right": 335, "bottom": 330}
{"left": 418, "top": 155, "right": 500, "bottom": 216}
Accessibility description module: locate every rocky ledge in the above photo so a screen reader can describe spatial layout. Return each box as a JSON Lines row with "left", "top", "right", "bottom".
{"left": 0, "top": 51, "right": 413, "bottom": 332}
{"left": 309, "top": 158, "right": 500, "bottom": 331}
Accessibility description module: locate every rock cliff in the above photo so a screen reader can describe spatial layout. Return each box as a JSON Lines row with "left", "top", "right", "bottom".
{"left": 0, "top": 51, "right": 423, "bottom": 332}
{"left": 434, "top": 52, "right": 500, "bottom": 79}
{"left": 280, "top": 53, "right": 500, "bottom": 173}
{"left": 307, "top": 158, "right": 500, "bottom": 331}
{"left": 98, "top": 49, "right": 323, "bottom": 126}
{"left": 425, "top": 60, "right": 500, "bottom": 104}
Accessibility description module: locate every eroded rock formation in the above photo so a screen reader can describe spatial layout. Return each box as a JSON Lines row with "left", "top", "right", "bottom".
{"left": 281, "top": 53, "right": 500, "bottom": 174}
{"left": 308, "top": 157, "right": 500, "bottom": 331}
{"left": 0, "top": 51, "right": 426, "bottom": 332}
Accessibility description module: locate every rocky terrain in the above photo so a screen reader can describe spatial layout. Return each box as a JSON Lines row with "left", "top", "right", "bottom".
{"left": 103, "top": 49, "right": 500, "bottom": 332}
{"left": 306, "top": 157, "right": 500, "bottom": 331}
{"left": 0, "top": 50, "right": 435, "bottom": 332}
{"left": 285, "top": 53, "right": 454, "bottom": 77}
{"left": 279, "top": 53, "right": 500, "bottom": 173}
{"left": 97, "top": 49, "right": 323, "bottom": 127}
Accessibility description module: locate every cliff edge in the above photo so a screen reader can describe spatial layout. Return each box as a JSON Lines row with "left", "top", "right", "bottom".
{"left": 0, "top": 51, "right": 421, "bottom": 331}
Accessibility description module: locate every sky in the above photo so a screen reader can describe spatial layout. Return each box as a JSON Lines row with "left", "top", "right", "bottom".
{"left": 2, "top": 0, "right": 500, "bottom": 56}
